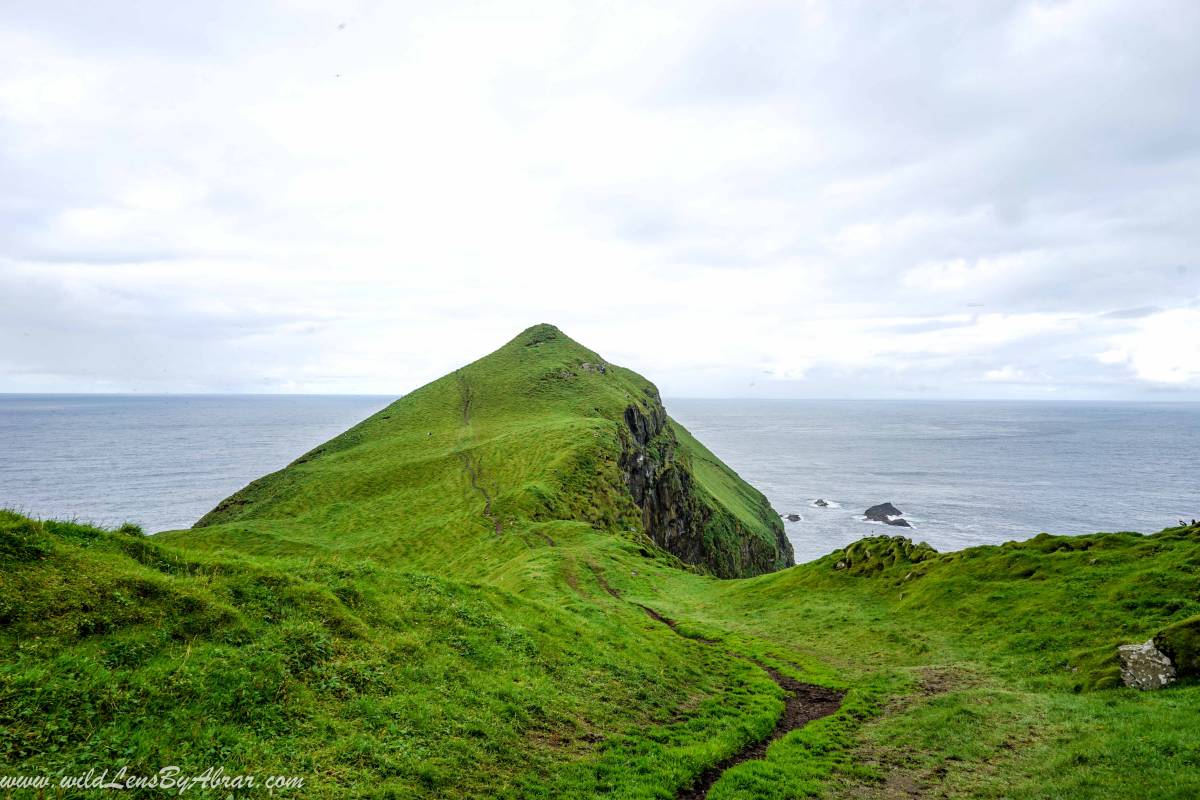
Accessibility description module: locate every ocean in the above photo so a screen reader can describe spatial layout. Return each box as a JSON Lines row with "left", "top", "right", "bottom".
{"left": 0, "top": 395, "right": 392, "bottom": 535}
{"left": 2, "top": 395, "right": 1197, "bottom": 563}
{"left": 670, "top": 399, "right": 1200, "bottom": 562}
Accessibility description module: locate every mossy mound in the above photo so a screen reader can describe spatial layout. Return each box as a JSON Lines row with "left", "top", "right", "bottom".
{"left": 829, "top": 535, "right": 938, "bottom": 576}
{"left": 1156, "top": 614, "right": 1200, "bottom": 679}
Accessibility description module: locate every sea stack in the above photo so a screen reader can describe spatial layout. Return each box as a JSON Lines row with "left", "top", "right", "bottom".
{"left": 864, "top": 502, "right": 903, "bottom": 522}
{"left": 865, "top": 502, "right": 912, "bottom": 527}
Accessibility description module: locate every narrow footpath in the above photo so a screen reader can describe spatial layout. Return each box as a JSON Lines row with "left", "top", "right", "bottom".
{"left": 638, "top": 599, "right": 844, "bottom": 799}
{"left": 456, "top": 373, "right": 503, "bottom": 536}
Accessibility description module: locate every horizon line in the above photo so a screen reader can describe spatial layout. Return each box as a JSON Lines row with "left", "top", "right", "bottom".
{"left": 2, "top": 391, "right": 1200, "bottom": 404}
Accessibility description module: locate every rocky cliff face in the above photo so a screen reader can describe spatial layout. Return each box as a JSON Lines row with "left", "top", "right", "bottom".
{"left": 617, "top": 390, "right": 794, "bottom": 578}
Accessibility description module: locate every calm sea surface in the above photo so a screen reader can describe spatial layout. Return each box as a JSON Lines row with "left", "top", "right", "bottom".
{"left": 670, "top": 399, "right": 1200, "bottom": 562}
{"left": 0, "top": 395, "right": 391, "bottom": 534}
{"left": 2, "top": 395, "right": 1197, "bottom": 563}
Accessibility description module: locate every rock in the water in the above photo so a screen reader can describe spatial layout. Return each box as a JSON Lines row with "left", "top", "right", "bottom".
{"left": 885, "top": 517, "right": 912, "bottom": 528}
{"left": 1118, "top": 639, "right": 1176, "bottom": 690}
{"left": 785, "top": 513, "right": 802, "bottom": 522}
{"left": 814, "top": 499, "right": 829, "bottom": 507}
{"left": 864, "top": 502, "right": 903, "bottom": 522}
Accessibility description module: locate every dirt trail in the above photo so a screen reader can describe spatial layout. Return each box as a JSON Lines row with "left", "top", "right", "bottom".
{"left": 459, "top": 451, "right": 502, "bottom": 535}
{"left": 582, "top": 563, "right": 844, "bottom": 796}
{"left": 676, "top": 667, "right": 843, "bottom": 799}
{"left": 456, "top": 373, "right": 503, "bottom": 536}
{"left": 587, "top": 562, "right": 622, "bottom": 598}
{"left": 631, "top": 601, "right": 844, "bottom": 800}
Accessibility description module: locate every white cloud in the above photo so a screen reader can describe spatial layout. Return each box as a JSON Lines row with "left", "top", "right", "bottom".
{"left": 984, "top": 365, "right": 1028, "bottom": 382}
{"left": 1099, "top": 309, "right": 1200, "bottom": 385}
{"left": 0, "top": 0, "right": 1198, "bottom": 398}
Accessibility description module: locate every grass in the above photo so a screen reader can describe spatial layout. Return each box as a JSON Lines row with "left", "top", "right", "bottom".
{"left": 2, "top": 323, "right": 1198, "bottom": 798}
{"left": 657, "top": 528, "right": 1200, "bottom": 798}
{"left": 1, "top": 512, "right": 775, "bottom": 798}
{"left": 185, "top": 323, "right": 787, "bottom": 579}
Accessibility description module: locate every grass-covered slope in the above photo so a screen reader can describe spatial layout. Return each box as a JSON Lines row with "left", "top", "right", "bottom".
{"left": 0, "top": 510, "right": 801, "bottom": 799}
{"left": 8, "top": 508, "right": 1197, "bottom": 799}
{"left": 3, "top": 324, "right": 1198, "bottom": 798}
{"left": 186, "top": 323, "right": 792, "bottom": 578}
{"left": 648, "top": 525, "right": 1200, "bottom": 798}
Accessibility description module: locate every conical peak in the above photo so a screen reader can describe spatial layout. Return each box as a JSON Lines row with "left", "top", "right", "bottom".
{"left": 497, "top": 323, "right": 599, "bottom": 361}
{"left": 517, "top": 323, "right": 566, "bottom": 346}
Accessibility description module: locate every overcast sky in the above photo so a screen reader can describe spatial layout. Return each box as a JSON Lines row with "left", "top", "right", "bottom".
{"left": 2, "top": 0, "right": 1198, "bottom": 399}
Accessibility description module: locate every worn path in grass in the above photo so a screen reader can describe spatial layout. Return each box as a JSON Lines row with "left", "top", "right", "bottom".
{"left": 456, "top": 371, "right": 504, "bottom": 536}
{"left": 636, "top": 600, "right": 847, "bottom": 799}
{"left": 678, "top": 668, "right": 844, "bottom": 800}
{"left": 585, "top": 559, "right": 849, "bottom": 797}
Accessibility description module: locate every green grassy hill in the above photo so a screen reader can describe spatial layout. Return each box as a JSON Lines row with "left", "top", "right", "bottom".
{"left": 2, "top": 325, "right": 1198, "bottom": 799}
{"left": 186, "top": 323, "right": 792, "bottom": 579}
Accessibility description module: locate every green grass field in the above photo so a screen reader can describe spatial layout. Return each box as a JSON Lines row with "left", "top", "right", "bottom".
{"left": 2, "top": 324, "right": 1197, "bottom": 798}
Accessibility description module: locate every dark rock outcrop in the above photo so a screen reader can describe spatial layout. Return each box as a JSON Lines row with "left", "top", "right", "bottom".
{"left": 865, "top": 502, "right": 902, "bottom": 522}
{"left": 618, "top": 394, "right": 794, "bottom": 578}
{"left": 786, "top": 514, "right": 802, "bottom": 522}
{"left": 1153, "top": 613, "right": 1200, "bottom": 681}
{"left": 814, "top": 499, "right": 829, "bottom": 507}
{"left": 885, "top": 517, "right": 912, "bottom": 528}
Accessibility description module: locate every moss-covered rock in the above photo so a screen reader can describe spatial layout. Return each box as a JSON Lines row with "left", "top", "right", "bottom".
{"left": 1155, "top": 614, "right": 1200, "bottom": 679}
{"left": 830, "top": 535, "right": 938, "bottom": 576}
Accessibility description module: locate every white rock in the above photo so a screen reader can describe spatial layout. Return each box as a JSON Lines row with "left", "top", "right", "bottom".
{"left": 1118, "top": 639, "right": 1176, "bottom": 690}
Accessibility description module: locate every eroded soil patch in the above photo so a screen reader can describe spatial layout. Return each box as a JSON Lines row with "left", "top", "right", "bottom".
{"left": 633, "top": 605, "right": 845, "bottom": 799}
{"left": 677, "top": 666, "right": 844, "bottom": 799}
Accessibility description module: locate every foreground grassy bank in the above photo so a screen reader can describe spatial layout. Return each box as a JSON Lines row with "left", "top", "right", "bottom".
{"left": 2, "top": 325, "right": 1197, "bottom": 798}
{"left": 5, "top": 511, "right": 1197, "bottom": 798}
{"left": 663, "top": 526, "right": 1200, "bottom": 798}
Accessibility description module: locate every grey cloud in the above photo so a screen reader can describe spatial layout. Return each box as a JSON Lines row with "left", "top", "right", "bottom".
{"left": 879, "top": 319, "right": 979, "bottom": 335}
{"left": 1, "top": 0, "right": 1198, "bottom": 397}
{"left": 3, "top": 0, "right": 324, "bottom": 58}
{"left": 1101, "top": 306, "right": 1163, "bottom": 320}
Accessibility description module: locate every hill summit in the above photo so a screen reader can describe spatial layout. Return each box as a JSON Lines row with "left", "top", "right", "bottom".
{"left": 195, "top": 323, "right": 794, "bottom": 578}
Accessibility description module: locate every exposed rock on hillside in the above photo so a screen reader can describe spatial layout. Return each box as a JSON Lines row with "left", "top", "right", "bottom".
{"left": 1153, "top": 613, "right": 1200, "bottom": 681}
{"left": 1118, "top": 639, "right": 1176, "bottom": 690}
{"left": 618, "top": 393, "right": 794, "bottom": 578}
